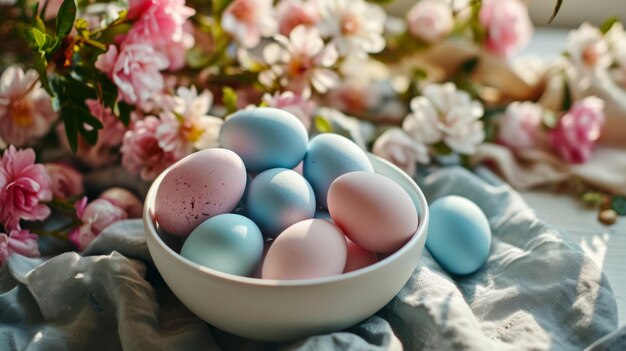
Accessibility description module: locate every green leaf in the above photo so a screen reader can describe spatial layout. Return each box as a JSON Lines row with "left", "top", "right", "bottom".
{"left": 116, "top": 101, "right": 132, "bottom": 125}
{"left": 63, "top": 105, "right": 79, "bottom": 152}
{"left": 611, "top": 196, "right": 626, "bottom": 215}
{"left": 582, "top": 192, "right": 605, "bottom": 208}
{"left": 600, "top": 16, "right": 618, "bottom": 34}
{"left": 460, "top": 57, "right": 479, "bottom": 74}
{"left": 432, "top": 141, "right": 453, "bottom": 155}
{"left": 222, "top": 87, "right": 238, "bottom": 114}
{"left": 541, "top": 109, "right": 558, "bottom": 129}
{"left": 33, "top": 55, "right": 53, "bottom": 95}
{"left": 54, "top": 0, "right": 77, "bottom": 50}
{"left": 26, "top": 27, "right": 50, "bottom": 51}
{"left": 561, "top": 74, "right": 572, "bottom": 112}
{"left": 313, "top": 116, "right": 333, "bottom": 133}
{"left": 548, "top": 0, "right": 563, "bottom": 24}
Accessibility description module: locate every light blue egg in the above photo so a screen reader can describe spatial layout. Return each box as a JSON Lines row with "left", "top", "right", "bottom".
{"left": 219, "top": 107, "right": 308, "bottom": 173}
{"left": 180, "top": 214, "right": 264, "bottom": 276}
{"left": 314, "top": 210, "right": 333, "bottom": 221}
{"left": 247, "top": 168, "right": 316, "bottom": 238}
{"left": 426, "top": 196, "right": 492, "bottom": 275}
{"left": 303, "top": 133, "right": 373, "bottom": 208}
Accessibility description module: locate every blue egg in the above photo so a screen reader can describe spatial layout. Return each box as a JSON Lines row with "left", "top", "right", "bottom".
{"left": 303, "top": 133, "right": 373, "bottom": 208}
{"left": 180, "top": 214, "right": 264, "bottom": 276}
{"left": 247, "top": 168, "right": 316, "bottom": 238}
{"left": 426, "top": 196, "right": 492, "bottom": 275}
{"left": 219, "top": 107, "right": 308, "bottom": 173}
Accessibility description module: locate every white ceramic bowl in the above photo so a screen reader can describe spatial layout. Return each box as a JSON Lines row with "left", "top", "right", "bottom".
{"left": 143, "top": 154, "right": 429, "bottom": 342}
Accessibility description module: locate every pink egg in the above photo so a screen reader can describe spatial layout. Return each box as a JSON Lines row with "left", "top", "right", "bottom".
{"left": 344, "top": 238, "right": 379, "bottom": 273}
{"left": 155, "top": 148, "right": 247, "bottom": 237}
{"left": 262, "top": 219, "right": 347, "bottom": 280}
{"left": 328, "top": 172, "right": 418, "bottom": 253}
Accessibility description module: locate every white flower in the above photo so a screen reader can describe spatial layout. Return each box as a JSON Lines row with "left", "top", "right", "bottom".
{"left": 317, "top": 0, "right": 386, "bottom": 57}
{"left": 276, "top": 0, "right": 321, "bottom": 36}
{"left": 260, "top": 25, "right": 339, "bottom": 95}
{"left": 373, "top": 128, "right": 429, "bottom": 176}
{"left": 566, "top": 23, "right": 612, "bottom": 72}
{"left": 157, "top": 86, "right": 223, "bottom": 153}
{"left": 406, "top": 0, "right": 453, "bottom": 44}
{"left": 0, "top": 66, "right": 57, "bottom": 146}
{"left": 402, "top": 83, "right": 484, "bottom": 154}
{"left": 222, "top": 0, "right": 277, "bottom": 48}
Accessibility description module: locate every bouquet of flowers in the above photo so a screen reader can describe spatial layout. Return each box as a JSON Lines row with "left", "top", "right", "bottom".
{"left": 1, "top": 0, "right": 624, "bottom": 263}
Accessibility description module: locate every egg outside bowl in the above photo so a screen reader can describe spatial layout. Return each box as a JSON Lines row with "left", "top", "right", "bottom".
{"left": 143, "top": 154, "right": 429, "bottom": 342}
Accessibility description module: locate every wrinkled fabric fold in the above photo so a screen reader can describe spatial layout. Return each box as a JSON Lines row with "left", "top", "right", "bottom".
{"left": 0, "top": 167, "right": 619, "bottom": 350}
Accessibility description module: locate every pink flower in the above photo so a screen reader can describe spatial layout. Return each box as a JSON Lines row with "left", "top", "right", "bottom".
{"left": 479, "top": 0, "right": 532, "bottom": 57}
{"left": 276, "top": 0, "right": 320, "bottom": 36}
{"left": 373, "top": 128, "right": 430, "bottom": 177}
{"left": 0, "top": 146, "right": 52, "bottom": 230}
{"left": 68, "top": 197, "right": 127, "bottom": 251}
{"left": 407, "top": 0, "right": 453, "bottom": 44}
{"left": 260, "top": 25, "right": 339, "bottom": 95}
{"left": 99, "top": 187, "right": 143, "bottom": 218}
{"left": 95, "top": 44, "right": 169, "bottom": 112}
{"left": 498, "top": 102, "right": 543, "bottom": 151}
{"left": 0, "top": 66, "right": 57, "bottom": 147}
{"left": 550, "top": 97, "right": 605, "bottom": 164}
{"left": 121, "top": 116, "right": 182, "bottom": 180}
{"left": 262, "top": 91, "right": 316, "bottom": 129}
{"left": 0, "top": 229, "right": 40, "bottom": 266}
{"left": 124, "top": 0, "right": 196, "bottom": 70}
{"left": 222, "top": 0, "right": 277, "bottom": 48}
{"left": 44, "top": 163, "right": 84, "bottom": 200}
{"left": 326, "top": 81, "right": 381, "bottom": 114}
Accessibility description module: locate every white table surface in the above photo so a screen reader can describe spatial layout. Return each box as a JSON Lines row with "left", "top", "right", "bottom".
{"left": 519, "top": 28, "right": 626, "bottom": 325}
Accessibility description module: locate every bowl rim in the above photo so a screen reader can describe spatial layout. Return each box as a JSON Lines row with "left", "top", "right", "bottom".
{"left": 143, "top": 151, "right": 429, "bottom": 287}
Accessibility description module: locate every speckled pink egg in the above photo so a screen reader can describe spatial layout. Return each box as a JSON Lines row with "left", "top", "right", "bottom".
{"left": 344, "top": 238, "right": 379, "bottom": 273}
{"left": 262, "top": 219, "right": 347, "bottom": 280}
{"left": 328, "top": 172, "right": 418, "bottom": 253}
{"left": 155, "top": 148, "right": 247, "bottom": 237}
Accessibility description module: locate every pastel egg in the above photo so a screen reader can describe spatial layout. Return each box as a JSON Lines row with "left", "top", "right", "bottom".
{"left": 262, "top": 219, "right": 347, "bottom": 280}
{"left": 344, "top": 239, "right": 379, "bottom": 273}
{"left": 426, "top": 196, "right": 491, "bottom": 275}
{"left": 303, "top": 133, "right": 373, "bottom": 208}
{"left": 247, "top": 168, "right": 316, "bottom": 238}
{"left": 328, "top": 171, "right": 418, "bottom": 253}
{"left": 155, "top": 148, "right": 246, "bottom": 237}
{"left": 219, "top": 107, "right": 308, "bottom": 173}
{"left": 181, "top": 214, "right": 264, "bottom": 276}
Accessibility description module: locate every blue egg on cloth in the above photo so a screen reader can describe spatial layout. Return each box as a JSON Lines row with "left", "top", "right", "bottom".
{"left": 180, "top": 214, "right": 264, "bottom": 276}
{"left": 426, "top": 196, "right": 492, "bottom": 275}
{"left": 247, "top": 168, "right": 316, "bottom": 238}
{"left": 303, "top": 133, "right": 373, "bottom": 208}
{"left": 219, "top": 107, "right": 308, "bottom": 173}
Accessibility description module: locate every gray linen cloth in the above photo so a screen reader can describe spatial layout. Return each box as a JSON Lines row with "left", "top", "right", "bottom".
{"left": 0, "top": 167, "right": 622, "bottom": 350}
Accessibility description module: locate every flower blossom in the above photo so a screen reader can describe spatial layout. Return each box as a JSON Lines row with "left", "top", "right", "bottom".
{"left": 317, "top": 0, "right": 386, "bottom": 57}
{"left": 402, "top": 83, "right": 484, "bottom": 154}
{"left": 68, "top": 197, "right": 127, "bottom": 251}
{"left": 407, "top": 0, "right": 453, "bottom": 44}
{"left": 45, "top": 163, "right": 84, "bottom": 200}
{"left": 95, "top": 44, "right": 169, "bottom": 112}
{"left": 125, "top": 0, "right": 196, "bottom": 70}
{"left": 221, "top": 0, "right": 277, "bottom": 48}
{"left": 566, "top": 23, "right": 612, "bottom": 72}
{"left": 99, "top": 187, "right": 143, "bottom": 218}
{"left": 479, "top": 0, "right": 532, "bottom": 57}
{"left": 260, "top": 25, "right": 339, "bottom": 95}
{"left": 0, "top": 66, "right": 56, "bottom": 147}
{"left": 373, "top": 128, "right": 429, "bottom": 177}
{"left": 497, "top": 101, "right": 543, "bottom": 151}
{"left": 121, "top": 116, "right": 182, "bottom": 180}
{"left": 156, "top": 86, "right": 223, "bottom": 154}
{"left": 276, "top": 0, "right": 320, "bottom": 36}
{"left": 550, "top": 97, "right": 605, "bottom": 164}
{"left": 0, "top": 146, "right": 52, "bottom": 231}
{"left": 262, "top": 91, "right": 316, "bottom": 129}
{"left": 0, "top": 229, "right": 40, "bottom": 266}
